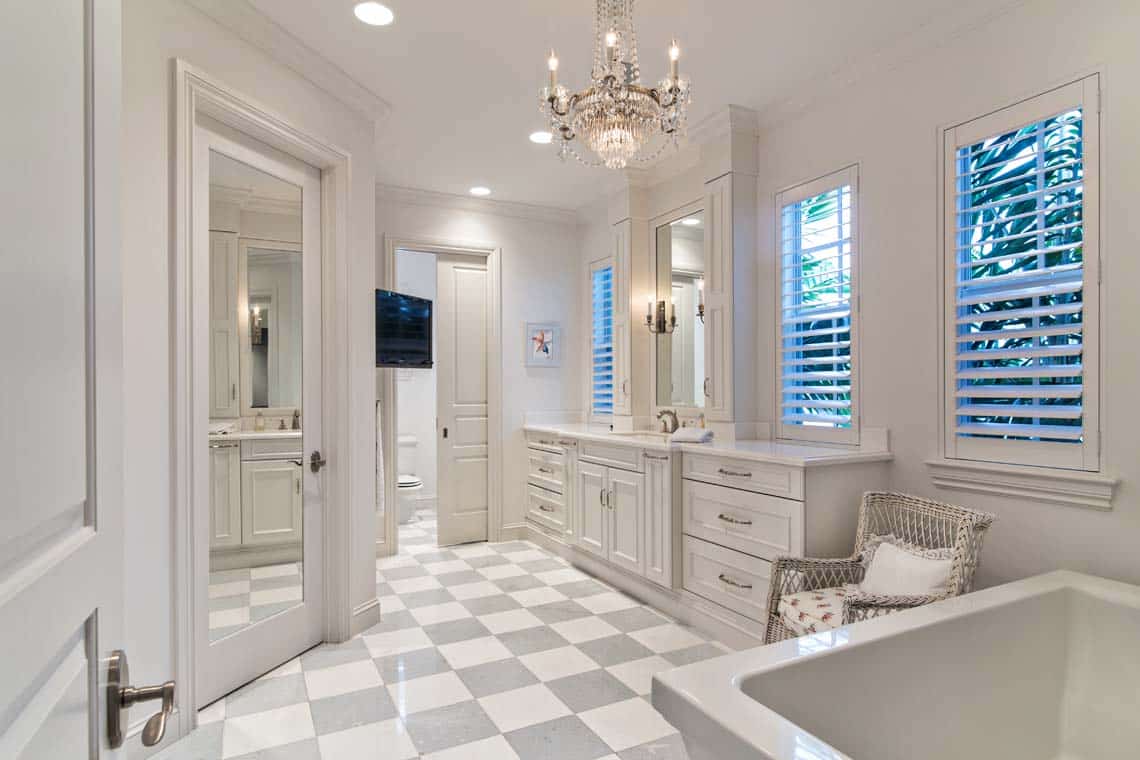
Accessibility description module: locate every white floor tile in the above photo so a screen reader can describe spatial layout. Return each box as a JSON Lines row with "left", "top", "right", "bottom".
{"left": 628, "top": 623, "right": 705, "bottom": 654}
{"left": 509, "top": 586, "right": 568, "bottom": 607}
{"left": 437, "top": 636, "right": 512, "bottom": 670}
{"left": 477, "top": 608, "right": 543, "bottom": 635}
{"left": 363, "top": 627, "right": 433, "bottom": 658}
{"left": 249, "top": 585, "right": 303, "bottom": 606}
{"left": 386, "top": 671, "right": 473, "bottom": 716}
{"left": 209, "top": 607, "right": 249, "bottom": 630}
{"left": 534, "top": 567, "right": 588, "bottom": 586}
{"left": 197, "top": 699, "right": 225, "bottom": 725}
{"left": 258, "top": 657, "right": 302, "bottom": 681}
{"left": 318, "top": 718, "right": 417, "bottom": 760}
{"left": 303, "top": 659, "right": 382, "bottom": 700}
{"left": 605, "top": 655, "right": 674, "bottom": 696}
{"left": 403, "top": 542, "right": 441, "bottom": 555}
{"left": 519, "top": 645, "right": 599, "bottom": 682}
{"left": 423, "top": 734, "right": 521, "bottom": 760}
{"left": 378, "top": 554, "right": 418, "bottom": 570}
{"left": 576, "top": 591, "right": 640, "bottom": 615}
{"left": 388, "top": 575, "right": 443, "bottom": 595}
{"left": 423, "top": 559, "right": 472, "bottom": 575}
{"left": 221, "top": 702, "right": 314, "bottom": 758}
{"left": 477, "top": 683, "right": 571, "bottom": 733}
{"left": 409, "top": 601, "right": 472, "bottom": 626}
{"left": 450, "top": 544, "right": 498, "bottom": 559}
{"left": 549, "top": 616, "right": 620, "bottom": 644}
{"left": 501, "top": 549, "right": 549, "bottom": 563}
{"left": 208, "top": 580, "right": 250, "bottom": 599}
{"left": 378, "top": 594, "right": 406, "bottom": 612}
{"left": 447, "top": 581, "right": 503, "bottom": 601}
{"left": 250, "top": 563, "right": 299, "bottom": 580}
{"left": 580, "top": 697, "right": 676, "bottom": 753}
{"left": 478, "top": 563, "right": 527, "bottom": 580}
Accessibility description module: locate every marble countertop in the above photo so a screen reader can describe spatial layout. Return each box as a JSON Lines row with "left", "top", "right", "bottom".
{"left": 208, "top": 429, "right": 302, "bottom": 443}
{"left": 523, "top": 423, "right": 891, "bottom": 467}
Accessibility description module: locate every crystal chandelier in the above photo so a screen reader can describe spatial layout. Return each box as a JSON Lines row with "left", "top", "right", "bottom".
{"left": 539, "top": 0, "right": 691, "bottom": 169}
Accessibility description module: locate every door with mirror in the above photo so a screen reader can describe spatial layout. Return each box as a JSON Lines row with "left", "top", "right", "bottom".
{"left": 197, "top": 120, "right": 323, "bottom": 706}
{"left": 652, "top": 207, "right": 706, "bottom": 412}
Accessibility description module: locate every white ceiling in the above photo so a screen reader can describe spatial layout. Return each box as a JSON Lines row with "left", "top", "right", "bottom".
{"left": 245, "top": 0, "right": 1017, "bottom": 210}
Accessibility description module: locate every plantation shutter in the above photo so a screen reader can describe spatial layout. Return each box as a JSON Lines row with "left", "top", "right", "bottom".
{"left": 944, "top": 76, "right": 1100, "bottom": 470}
{"left": 776, "top": 166, "right": 859, "bottom": 443}
{"left": 591, "top": 260, "right": 615, "bottom": 415}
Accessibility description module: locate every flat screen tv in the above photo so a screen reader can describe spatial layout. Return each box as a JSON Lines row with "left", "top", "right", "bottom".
{"left": 376, "top": 289, "right": 433, "bottom": 368}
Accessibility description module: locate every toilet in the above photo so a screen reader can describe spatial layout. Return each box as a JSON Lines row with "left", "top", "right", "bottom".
{"left": 396, "top": 434, "right": 423, "bottom": 524}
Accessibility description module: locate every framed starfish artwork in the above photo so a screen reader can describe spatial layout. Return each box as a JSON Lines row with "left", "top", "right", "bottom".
{"left": 525, "top": 322, "right": 561, "bottom": 367}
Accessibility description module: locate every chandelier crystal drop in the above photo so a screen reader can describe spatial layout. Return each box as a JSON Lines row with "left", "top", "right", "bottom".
{"left": 539, "top": 0, "right": 691, "bottom": 170}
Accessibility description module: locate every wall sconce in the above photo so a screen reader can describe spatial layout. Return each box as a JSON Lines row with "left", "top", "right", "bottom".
{"left": 697, "top": 280, "right": 705, "bottom": 324}
{"left": 645, "top": 298, "right": 676, "bottom": 334}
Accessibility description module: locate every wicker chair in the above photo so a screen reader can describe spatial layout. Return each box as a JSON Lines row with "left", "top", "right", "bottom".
{"left": 764, "top": 491, "right": 995, "bottom": 644}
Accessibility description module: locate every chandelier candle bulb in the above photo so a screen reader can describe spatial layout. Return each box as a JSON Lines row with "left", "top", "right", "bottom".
{"left": 669, "top": 40, "right": 680, "bottom": 80}
{"left": 547, "top": 49, "right": 558, "bottom": 89}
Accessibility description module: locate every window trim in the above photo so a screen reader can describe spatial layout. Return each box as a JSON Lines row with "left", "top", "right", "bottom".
{"left": 774, "top": 164, "right": 861, "bottom": 445}
{"left": 589, "top": 256, "right": 616, "bottom": 421}
{"left": 939, "top": 75, "right": 1101, "bottom": 473}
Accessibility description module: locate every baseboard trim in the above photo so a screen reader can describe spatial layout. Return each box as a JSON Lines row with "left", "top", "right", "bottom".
{"left": 350, "top": 597, "right": 381, "bottom": 637}
{"left": 524, "top": 525, "right": 763, "bottom": 650}
{"left": 498, "top": 522, "right": 528, "bottom": 542}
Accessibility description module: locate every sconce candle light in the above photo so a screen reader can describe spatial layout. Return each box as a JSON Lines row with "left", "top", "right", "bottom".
{"left": 697, "top": 279, "right": 705, "bottom": 323}
{"left": 645, "top": 298, "right": 677, "bottom": 334}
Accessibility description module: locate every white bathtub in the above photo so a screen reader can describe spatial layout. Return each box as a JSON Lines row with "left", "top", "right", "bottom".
{"left": 653, "top": 571, "right": 1140, "bottom": 760}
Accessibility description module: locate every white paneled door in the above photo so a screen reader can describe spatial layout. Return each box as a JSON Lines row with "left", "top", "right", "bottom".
{"left": 1, "top": 1, "right": 130, "bottom": 757}
{"left": 436, "top": 256, "right": 490, "bottom": 546}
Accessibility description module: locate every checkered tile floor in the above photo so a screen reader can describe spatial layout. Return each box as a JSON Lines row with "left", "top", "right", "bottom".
{"left": 159, "top": 517, "right": 729, "bottom": 759}
{"left": 209, "top": 562, "right": 304, "bottom": 642}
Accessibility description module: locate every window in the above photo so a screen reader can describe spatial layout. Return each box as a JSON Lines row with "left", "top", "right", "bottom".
{"left": 776, "top": 166, "right": 859, "bottom": 443}
{"left": 943, "top": 76, "right": 1100, "bottom": 471}
{"left": 590, "top": 259, "right": 615, "bottom": 416}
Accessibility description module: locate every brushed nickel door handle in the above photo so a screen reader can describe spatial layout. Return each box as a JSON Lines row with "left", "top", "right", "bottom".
{"left": 703, "top": 377, "right": 711, "bottom": 398}
{"left": 107, "top": 649, "right": 175, "bottom": 748}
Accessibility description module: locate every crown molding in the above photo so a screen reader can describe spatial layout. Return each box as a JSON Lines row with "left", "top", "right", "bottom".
{"left": 183, "top": 0, "right": 391, "bottom": 124}
{"left": 377, "top": 185, "right": 579, "bottom": 227}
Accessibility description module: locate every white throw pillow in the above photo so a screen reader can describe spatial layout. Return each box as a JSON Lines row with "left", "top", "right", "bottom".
{"left": 860, "top": 541, "right": 953, "bottom": 597}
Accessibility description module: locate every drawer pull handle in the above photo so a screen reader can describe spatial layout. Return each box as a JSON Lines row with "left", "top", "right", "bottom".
{"left": 718, "top": 573, "right": 752, "bottom": 590}
{"left": 557, "top": 439, "right": 576, "bottom": 447}
{"left": 717, "top": 467, "right": 752, "bottom": 478}
{"left": 538, "top": 504, "right": 555, "bottom": 513}
{"left": 537, "top": 467, "right": 554, "bottom": 474}
{"left": 717, "top": 513, "right": 752, "bottom": 526}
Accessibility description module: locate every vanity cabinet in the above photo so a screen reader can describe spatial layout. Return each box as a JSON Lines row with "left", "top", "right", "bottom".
{"left": 642, "top": 453, "right": 674, "bottom": 588}
{"left": 524, "top": 433, "right": 576, "bottom": 541}
{"left": 241, "top": 459, "right": 304, "bottom": 547}
{"left": 209, "top": 230, "right": 240, "bottom": 419}
{"left": 209, "top": 442, "right": 241, "bottom": 549}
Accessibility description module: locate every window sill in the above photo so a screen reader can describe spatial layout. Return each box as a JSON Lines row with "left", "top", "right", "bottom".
{"left": 925, "top": 459, "right": 1118, "bottom": 512}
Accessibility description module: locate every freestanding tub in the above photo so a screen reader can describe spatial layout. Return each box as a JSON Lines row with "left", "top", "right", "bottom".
{"left": 653, "top": 571, "right": 1140, "bottom": 760}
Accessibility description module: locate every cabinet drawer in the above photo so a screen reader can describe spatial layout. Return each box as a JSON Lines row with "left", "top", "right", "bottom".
{"left": 527, "top": 484, "right": 566, "bottom": 533}
{"left": 682, "top": 536, "right": 771, "bottom": 623}
{"left": 241, "top": 437, "right": 303, "bottom": 461}
{"left": 525, "top": 431, "right": 574, "bottom": 453}
{"left": 682, "top": 452, "right": 803, "bottom": 500}
{"left": 579, "top": 441, "right": 642, "bottom": 473}
{"left": 527, "top": 448, "right": 565, "bottom": 494}
{"left": 682, "top": 480, "right": 803, "bottom": 561}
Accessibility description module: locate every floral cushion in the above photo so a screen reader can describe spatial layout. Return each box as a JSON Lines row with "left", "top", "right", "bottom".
{"left": 777, "top": 585, "right": 858, "bottom": 636}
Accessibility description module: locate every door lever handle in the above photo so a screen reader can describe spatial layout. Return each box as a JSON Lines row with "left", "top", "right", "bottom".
{"left": 107, "top": 649, "right": 175, "bottom": 748}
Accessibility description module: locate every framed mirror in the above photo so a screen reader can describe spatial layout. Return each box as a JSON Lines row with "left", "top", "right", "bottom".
{"left": 239, "top": 239, "right": 303, "bottom": 417}
{"left": 652, "top": 204, "right": 705, "bottom": 410}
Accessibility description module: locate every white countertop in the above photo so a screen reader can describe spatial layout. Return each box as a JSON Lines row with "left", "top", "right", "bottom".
{"left": 523, "top": 423, "right": 891, "bottom": 467}
{"left": 208, "top": 429, "right": 302, "bottom": 443}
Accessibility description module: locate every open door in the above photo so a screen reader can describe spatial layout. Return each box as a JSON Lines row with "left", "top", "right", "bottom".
{"left": 0, "top": 1, "right": 158, "bottom": 756}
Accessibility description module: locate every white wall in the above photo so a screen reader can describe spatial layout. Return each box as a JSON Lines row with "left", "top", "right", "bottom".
{"left": 376, "top": 192, "right": 583, "bottom": 530}
{"left": 751, "top": 0, "right": 1140, "bottom": 586}
{"left": 122, "top": 0, "right": 377, "bottom": 697}
{"left": 394, "top": 250, "right": 438, "bottom": 500}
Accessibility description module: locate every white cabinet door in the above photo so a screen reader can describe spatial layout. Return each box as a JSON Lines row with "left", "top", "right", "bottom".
{"left": 643, "top": 454, "right": 673, "bottom": 588}
{"left": 241, "top": 459, "right": 303, "bottom": 546}
{"left": 576, "top": 461, "right": 609, "bottom": 559}
{"left": 209, "top": 443, "right": 241, "bottom": 548}
{"left": 209, "top": 230, "right": 240, "bottom": 418}
{"left": 610, "top": 219, "right": 632, "bottom": 415}
{"left": 703, "top": 175, "right": 733, "bottom": 422}
{"left": 608, "top": 468, "right": 645, "bottom": 576}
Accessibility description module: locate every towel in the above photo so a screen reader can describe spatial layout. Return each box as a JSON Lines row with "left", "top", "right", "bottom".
{"left": 671, "top": 427, "right": 713, "bottom": 443}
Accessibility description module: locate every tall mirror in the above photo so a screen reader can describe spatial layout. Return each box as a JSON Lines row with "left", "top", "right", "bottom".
{"left": 654, "top": 209, "right": 705, "bottom": 408}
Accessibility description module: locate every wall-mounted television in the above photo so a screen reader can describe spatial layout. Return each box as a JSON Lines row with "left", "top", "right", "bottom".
{"left": 376, "top": 289, "right": 433, "bottom": 368}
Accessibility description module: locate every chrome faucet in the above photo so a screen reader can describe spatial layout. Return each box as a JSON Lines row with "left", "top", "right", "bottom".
{"left": 657, "top": 409, "right": 680, "bottom": 434}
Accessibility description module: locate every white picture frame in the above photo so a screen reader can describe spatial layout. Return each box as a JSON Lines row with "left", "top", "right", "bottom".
{"left": 525, "top": 322, "right": 561, "bottom": 367}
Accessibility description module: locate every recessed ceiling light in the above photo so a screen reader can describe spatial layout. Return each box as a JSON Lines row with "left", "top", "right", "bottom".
{"left": 353, "top": 2, "right": 394, "bottom": 26}
{"left": 681, "top": 217, "right": 701, "bottom": 226}
{"left": 529, "top": 130, "right": 553, "bottom": 145}
{"left": 469, "top": 186, "right": 491, "bottom": 197}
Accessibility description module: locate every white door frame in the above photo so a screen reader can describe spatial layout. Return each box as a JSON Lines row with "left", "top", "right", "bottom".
{"left": 172, "top": 61, "right": 353, "bottom": 734}
{"left": 378, "top": 235, "right": 503, "bottom": 555}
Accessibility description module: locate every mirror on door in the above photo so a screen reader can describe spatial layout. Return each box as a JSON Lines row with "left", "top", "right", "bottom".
{"left": 207, "top": 150, "right": 305, "bottom": 641}
{"left": 654, "top": 210, "right": 705, "bottom": 408}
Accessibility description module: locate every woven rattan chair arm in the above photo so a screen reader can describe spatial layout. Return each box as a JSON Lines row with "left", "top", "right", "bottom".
{"left": 844, "top": 591, "right": 951, "bottom": 612}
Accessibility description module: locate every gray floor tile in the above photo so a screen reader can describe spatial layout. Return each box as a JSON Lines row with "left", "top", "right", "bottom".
{"left": 554, "top": 579, "right": 611, "bottom": 599}
{"left": 601, "top": 606, "right": 670, "bottom": 633}
{"left": 546, "top": 669, "right": 637, "bottom": 713}
{"left": 517, "top": 558, "right": 566, "bottom": 573}
{"left": 494, "top": 574, "right": 546, "bottom": 593}
{"left": 434, "top": 570, "right": 485, "bottom": 587}
{"left": 497, "top": 626, "right": 570, "bottom": 656}
{"left": 491, "top": 541, "right": 534, "bottom": 554}
{"left": 376, "top": 647, "right": 452, "bottom": 683}
{"left": 209, "top": 594, "right": 250, "bottom": 612}
{"left": 456, "top": 657, "right": 539, "bottom": 698}
{"left": 460, "top": 594, "right": 522, "bottom": 616}
{"left": 309, "top": 686, "right": 397, "bottom": 735}
{"left": 619, "top": 732, "right": 688, "bottom": 760}
{"left": 577, "top": 634, "right": 655, "bottom": 667}
{"left": 230, "top": 738, "right": 321, "bottom": 760}
{"left": 529, "top": 599, "right": 593, "bottom": 625}
{"left": 225, "top": 673, "right": 308, "bottom": 719}
{"left": 208, "top": 624, "right": 246, "bottom": 643}
{"left": 663, "top": 643, "right": 726, "bottom": 667}
{"left": 249, "top": 574, "right": 303, "bottom": 592}
{"left": 208, "top": 568, "right": 250, "bottom": 584}
{"left": 380, "top": 564, "right": 429, "bottom": 581}
{"left": 465, "top": 554, "right": 511, "bottom": 569}
{"left": 414, "top": 550, "right": 457, "bottom": 564}
{"left": 250, "top": 600, "right": 299, "bottom": 623}
{"left": 400, "top": 588, "right": 456, "bottom": 608}
{"left": 367, "top": 608, "right": 418, "bottom": 632}
{"left": 152, "top": 720, "right": 222, "bottom": 760}
{"left": 400, "top": 533, "right": 436, "bottom": 546}
{"left": 421, "top": 617, "right": 491, "bottom": 645}
{"left": 374, "top": 582, "right": 393, "bottom": 597}
{"left": 402, "top": 699, "right": 499, "bottom": 755}
{"left": 505, "top": 715, "right": 613, "bottom": 760}
{"left": 299, "top": 638, "right": 371, "bottom": 671}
